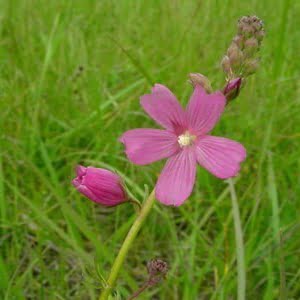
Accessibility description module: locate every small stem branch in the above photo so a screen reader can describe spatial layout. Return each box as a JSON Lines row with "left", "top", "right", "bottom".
{"left": 228, "top": 179, "right": 246, "bottom": 300}
{"left": 99, "top": 189, "right": 156, "bottom": 300}
{"left": 127, "top": 281, "right": 150, "bottom": 300}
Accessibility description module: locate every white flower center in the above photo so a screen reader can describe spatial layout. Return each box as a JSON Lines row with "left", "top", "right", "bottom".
{"left": 178, "top": 131, "right": 196, "bottom": 147}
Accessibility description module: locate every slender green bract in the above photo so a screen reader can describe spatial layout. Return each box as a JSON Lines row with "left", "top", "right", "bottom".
{"left": 99, "top": 190, "right": 156, "bottom": 300}
{"left": 228, "top": 179, "right": 246, "bottom": 300}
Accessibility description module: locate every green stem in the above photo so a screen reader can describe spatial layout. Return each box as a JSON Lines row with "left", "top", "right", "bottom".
{"left": 228, "top": 179, "right": 246, "bottom": 300}
{"left": 99, "top": 189, "right": 156, "bottom": 300}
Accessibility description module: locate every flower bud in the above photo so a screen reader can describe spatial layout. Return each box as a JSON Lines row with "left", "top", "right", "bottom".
{"left": 147, "top": 259, "right": 168, "bottom": 277}
{"left": 250, "top": 16, "right": 264, "bottom": 31}
{"left": 244, "top": 59, "right": 260, "bottom": 76}
{"left": 147, "top": 258, "right": 168, "bottom": 286}
{"left": 223, "top": 78, "right": 242, "bottom": 101}
{"left": 255, "top": 30, "right": 265, "bottom": 42}
{"left": 244, "top": 37, "right": 259, "bottom": 57}
{"left": 189, "top": 73, "right": 212, "bottom": 93}
{"left": 244, "top": 37, "right": 258, "bottom": 49}
{"left": 227, "top": 43, "right": 239, "bottom": 58}
{"left": 232, "top": 35, "right": 244, "bottom": 48}
{"left": 227, "top": 43, "right": 243, "bottom": 68}
{"left": 242, "top": 25, "right": 255, "bottom": 37}
{"left": 238, "top": 15, "right": 264, "bottom": 39}
{"left": 221, "top": 55, "right": 231, "bottom": 75}
{"left": 72, "top": 165, "right": 127, "bottom": 206}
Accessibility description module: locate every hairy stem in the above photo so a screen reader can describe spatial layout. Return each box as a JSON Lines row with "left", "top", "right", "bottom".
{"left": 127, "top": 281, "right": 150, "bottom": 300}
{"left": 228, "top": 179, "right": 246, "bottom": 300}
{"left": 99, "top": 189, "right": 156, "bottom": 300}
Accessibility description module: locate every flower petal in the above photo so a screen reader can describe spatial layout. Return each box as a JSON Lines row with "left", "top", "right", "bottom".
{"left": 76, "top": 184, "right": 123, "bottom": 206}
{"left": 76, "top": 165, "right": 87, "bottom": 177}
{"left": 140, "top": 84, "right": 187, "bottom": 134}
{"left": 155, "top": 148, "right": 196, "bottom": 206}
{"left": 195, "top": 135, "right": 246, "bottom": 179}
{"left": 186, "top": 85, "right": 226, "bottom": 135}
{"left": 75, "top": 184, "right": 101, "bottom": 203}
{"left": 82, "top": 167, "right": 122, "bottom": 192}
{"left": 119, "top": 129, "right": 179, "bottom": 165}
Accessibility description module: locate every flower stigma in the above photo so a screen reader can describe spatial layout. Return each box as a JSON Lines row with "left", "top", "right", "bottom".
{"left": 178, "top": 131, "right": 196, "bottom": 147}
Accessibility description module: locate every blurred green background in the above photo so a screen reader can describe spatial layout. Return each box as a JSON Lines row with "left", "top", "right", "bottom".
{"left": 1, "top": 0, "right": 300, "bottom": 299}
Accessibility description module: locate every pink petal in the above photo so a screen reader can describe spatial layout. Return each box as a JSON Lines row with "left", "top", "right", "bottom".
{"left": 186, "top": 85, "right": 226, "bottom": 135}
{"left": 195, "top": 135, "right": 246, "bottom": 179}
{"left": 82, "top": 167, "right": 122, "bottom": 192}
{"left": 155, "top": 148, "right": 196, "bottom": 206}
{"left": 75, "top": 184, "right": 101, "bottom": 203}
{"left": 76, "top": 165, "right": 87, "bottom": 177}
{"left": 119, "top": 129, "right": 180, "bottom": 165}
{"left": 76, "top": 184, "right": 122, "bottom": 206}
{"left": 140, "top": 84, "right": 187, "bottom": 134}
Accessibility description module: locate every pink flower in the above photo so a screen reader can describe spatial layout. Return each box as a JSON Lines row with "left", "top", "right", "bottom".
{"left": 120, "top": 84, "right": 246, "bottom": 206}
{"left": 72, "top": 165, "right": 127, "bottom": 206}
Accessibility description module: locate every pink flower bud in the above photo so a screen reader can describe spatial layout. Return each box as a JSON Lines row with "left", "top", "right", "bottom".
{"left": 72, "top": 165, "right": 127, "bottom": 206}
{"left": 223, "top": 78, "right": 242, "bottom": 101}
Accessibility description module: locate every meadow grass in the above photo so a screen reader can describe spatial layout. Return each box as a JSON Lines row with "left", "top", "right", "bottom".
{"left": 1, "top": 0, "right": 300, "bottom": 299}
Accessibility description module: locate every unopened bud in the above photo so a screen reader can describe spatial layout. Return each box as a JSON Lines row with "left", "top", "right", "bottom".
{"left": 232, "top": 35, "right": 244, "bottom": 48}
{"left": 250, "top": 16, "right": 259, "bottom": 22}
{"left": 239, "top": 16, "right": 250, "bottom": 24}
{"left": 244, "top": 37, "right": 258, "bottom": 49}
{"left": 250, "top": 16, "right": 263, "bottom": 27}
{"left": 223, "top": 78, "right": 242, "bottom": 101}
{"left": 238, "top": 15, "right": 264, "bottom": 40}
{"left": 72, "top": 166, "right": 127, "bottom": 206}
{"left": 147, "top": 259, "right": 168, "bottom": 277}
{"left": 242, "top": 26, "right": 255, "bottom": 39}
{"left": 189, "top": 73, "right": 213, "bottom": 93}
{"left": 221, "top": 55, "right": 231, "bottom": 75}
{"left": 244, "top": 37, "right": 259, "bottom": 56}
{"left": 244, "top": 59, "right": 260, "bottom": 76}
{"left": 255, "top": 30, "right": 265, "bottom": 42}
{"left": 252, "top": 21, "right": 263, "bottom": 32}
{"left": 227, "top": 43, "right": 239, "bottom": 58}
{"left": 227, "top": 43, "right": 243, "bottom": 68}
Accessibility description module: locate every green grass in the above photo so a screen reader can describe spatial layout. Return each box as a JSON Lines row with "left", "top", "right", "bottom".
{"left": 1, "top": 0, "right": 300, "bottom": 299}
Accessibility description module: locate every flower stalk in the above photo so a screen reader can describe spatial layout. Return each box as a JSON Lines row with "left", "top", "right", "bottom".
{"left": 99, "top": 189, "right": 156, "bottom": 300}
{"left": 228, "top": 179, "right": 246, "bottom": 300}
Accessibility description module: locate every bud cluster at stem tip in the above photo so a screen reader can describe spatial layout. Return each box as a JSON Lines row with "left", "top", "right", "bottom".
{"left": 222, "top": 15, "right": 264, "bottom": 79}
{"left": 147, "top": 258, "right": 168, "bottom": 286}
{"left": 221, "top": 15, "right": 264, "bottom": 101}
